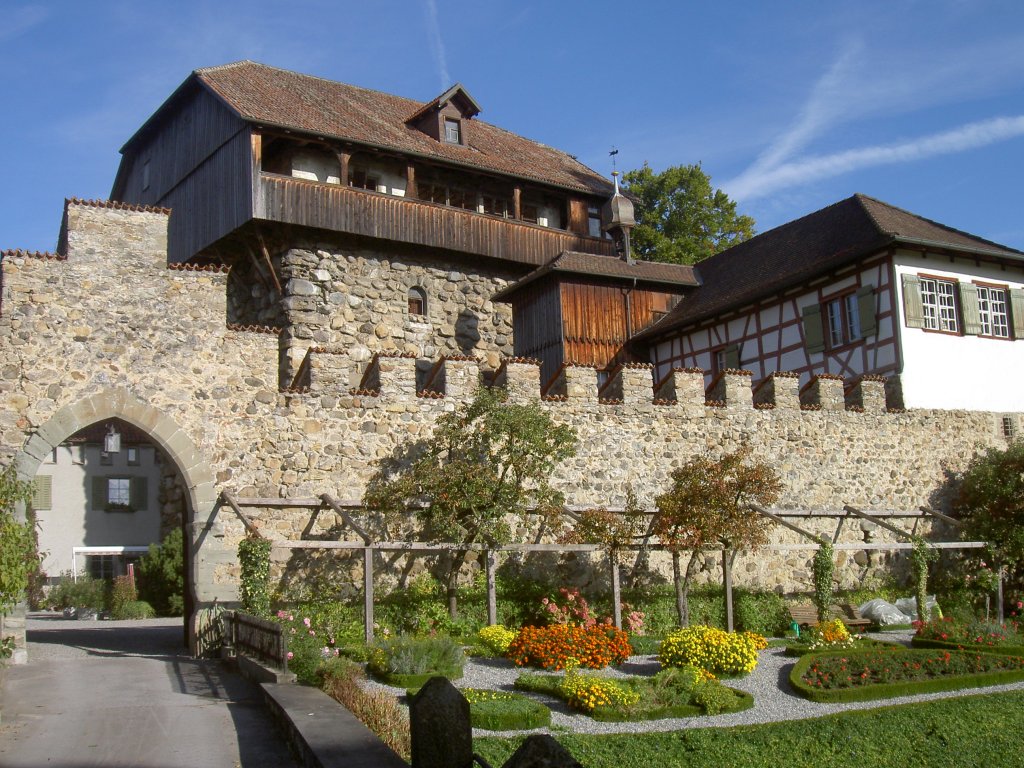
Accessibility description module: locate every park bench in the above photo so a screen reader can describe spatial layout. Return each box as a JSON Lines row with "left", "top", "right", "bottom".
{"left": 788, "top": 602, "right": 873, "bottom": 632}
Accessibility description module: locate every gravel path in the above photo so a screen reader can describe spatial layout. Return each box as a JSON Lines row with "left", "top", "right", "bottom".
{"left": 363, "top": 631, "right": 1024, "bottom": 737}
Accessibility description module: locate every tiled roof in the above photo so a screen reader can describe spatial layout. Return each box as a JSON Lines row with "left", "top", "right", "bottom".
{"left": 635, "top": 194, "right": 1024, "bottom": 340}
{"left": 191, "top": 61, "right": 612, "bottom": 196}
{"left": 492, "top": 250, "right": 699, "bottom": 301}
{"left": 67, "top": 198, "right": 171, "bottom": 215}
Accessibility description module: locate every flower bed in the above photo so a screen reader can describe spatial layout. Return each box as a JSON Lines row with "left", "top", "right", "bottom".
{"left": 658, "top": 626, "right": 765, "bottom": 676}
{"left": 911, "top": 617, "right": 1024, "bottom": 656}
{"left": 367, "top": 634, "right": 465, "bottom": 687}
{"left": 514, "top": 664, "right": 753, "bottom": 721}
{"left": 507, "top": 624, "right": 631, "bottom": 670}
{"left": 791, "top": 648, "right": 1024, "bottom": 703}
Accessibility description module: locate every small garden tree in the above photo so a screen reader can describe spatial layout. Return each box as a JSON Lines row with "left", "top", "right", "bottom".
{"left": 954, "top": 440, "right": 1024, "bottom": 602}
{"left": 364, "top": 387, "right": 577, "bottom": 620}
{"left": 654, "top": 447, "right": 782, "bottom": 627}
{"left": 1, "top": 465, "right": 35, "bottom": 659}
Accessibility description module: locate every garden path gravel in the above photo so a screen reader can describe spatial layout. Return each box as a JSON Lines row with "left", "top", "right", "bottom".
{"left": 362, "top": 630, "right": 1024, "bottom": 737}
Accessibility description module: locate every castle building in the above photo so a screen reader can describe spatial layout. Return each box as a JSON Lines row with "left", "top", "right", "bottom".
{"left": 1, "top": 62, "right": 1022, "bottom": 656}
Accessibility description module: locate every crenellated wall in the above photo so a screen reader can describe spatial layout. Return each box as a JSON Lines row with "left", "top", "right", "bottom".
{"left": 2, "top": 202, "right": 1020, "bottom": 639}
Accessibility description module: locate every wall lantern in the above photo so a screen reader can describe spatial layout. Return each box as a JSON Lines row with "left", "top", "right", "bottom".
{"left": 104, "top": 423, "right": 121, "bottom": 454}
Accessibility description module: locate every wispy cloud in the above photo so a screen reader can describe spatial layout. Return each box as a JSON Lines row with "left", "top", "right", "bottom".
{"left": 727, "top": 115, "right": 1024, "bottom": 200}
{"left": 0, "top": 4, "right": 49, "bottom": 42}
{"left": 724, "top": 36, "right": 1024, "bottom": 201}
{"left": 424, "top": 0, "right": 451, "bottom": 88}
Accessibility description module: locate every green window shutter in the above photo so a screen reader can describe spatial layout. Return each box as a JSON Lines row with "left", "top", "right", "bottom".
{"left": 130, "top": 477, "right": 148, "bottom": 511}
{"left": 724, "top": 344, "right": 741, "bottom": 369}
{"left": 33, "top": 476, "right": 52, "bottom": 510}
{"left": 92, "top": 476, "right": 107, "bottom": 511}
{"left": 857, "top": 285, "right": 877, "bottom": 337}
{"left": 959, "top": 283, "right": 982, "bottom": 335}
{"left": 1010, "top": 288, "right": 1024, "bottom": 339}
{"left": 901, "top": 274, "right": 925, "bottom": 328}
{"left": 802, "top": 304, "right": 825, "bottom": 353}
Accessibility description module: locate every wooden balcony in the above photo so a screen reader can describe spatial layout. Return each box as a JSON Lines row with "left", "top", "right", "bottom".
{"left": 255, "top": 173, "right": 616, "bottom": 267}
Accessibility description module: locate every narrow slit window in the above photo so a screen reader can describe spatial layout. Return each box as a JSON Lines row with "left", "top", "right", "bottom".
{"left": 408, "top": 286, "right": 427, "bottom": 316}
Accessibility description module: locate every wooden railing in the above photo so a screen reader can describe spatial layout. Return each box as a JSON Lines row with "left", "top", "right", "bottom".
{"left": 255, "top": 173, "right": 616, "bottom": 267}
{"left": 223, "top": 610, "right": 289, "bottom": 673}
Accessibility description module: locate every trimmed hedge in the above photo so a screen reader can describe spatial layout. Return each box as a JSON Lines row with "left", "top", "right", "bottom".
{"left": 910, "top": 636, "right": 1024, "bottom": 657}
{"left": 784, "top": 638, "right": 902, "bottom": 657}
{"left": 466, "top": 691, "right": 551, "bottom": 731}
{"left": 790, "top": 649, "right": 1024, "bottom": 703}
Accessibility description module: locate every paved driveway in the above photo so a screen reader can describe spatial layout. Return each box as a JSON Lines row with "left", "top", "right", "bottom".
{"left": 0, "top": 614, "right": 298, "bottom": 767}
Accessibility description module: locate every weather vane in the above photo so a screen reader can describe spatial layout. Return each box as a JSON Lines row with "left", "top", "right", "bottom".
{"left": 609, "top": 146, "right": 619, "bottom": 174}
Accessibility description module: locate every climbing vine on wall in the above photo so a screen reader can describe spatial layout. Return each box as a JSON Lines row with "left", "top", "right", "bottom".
{"left": 911, "top": 537, "right": 938, "bottom": 622}
{"left": 812, "top": 541, "right": 835, "bottom": 622}
{"left": 238, "top": 535, "right": 272, "bottom": 617}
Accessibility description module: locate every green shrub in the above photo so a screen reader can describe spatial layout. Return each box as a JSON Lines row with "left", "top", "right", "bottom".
{"left": 138, "top": 528, "right": 184, "bottom": 616}
{"left": 238, "top": 535, "right": 272, "bottom": 617}
{"left": 692, "top": 678, "right": 738, "bottom": 715}
{"left": 275, "top": 602, "right": 367, "bottom": 684}
{"left": 109, "top": 575, "right": 137, "bottom": 616}
{"left": 115, "top": 600, "right": 155, "bottom": 620}
{"left": 367, "top": 634, "right": 465, "bottom": 685}
{"left": 49, "top": 574, "right": 107, "bottom": 611}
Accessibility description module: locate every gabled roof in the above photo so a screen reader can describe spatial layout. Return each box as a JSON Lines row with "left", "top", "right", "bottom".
{"left": 634, "top": 194, "right": 1024, "bottom": 340}
{"left": 123, "top": 61, "right": 611, "bottom": 197}
{"left": 492, "top": 250, "right": 700, "bottom": 301}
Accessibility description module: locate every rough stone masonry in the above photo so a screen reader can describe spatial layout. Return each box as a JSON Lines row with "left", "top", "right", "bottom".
{"left": 1, "top": 201, "right": 1018, "bottom": 651}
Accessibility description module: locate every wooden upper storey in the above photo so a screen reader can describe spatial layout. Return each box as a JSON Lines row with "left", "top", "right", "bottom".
{"left": 110, "top": 61, "right": 616, "bottom": 265}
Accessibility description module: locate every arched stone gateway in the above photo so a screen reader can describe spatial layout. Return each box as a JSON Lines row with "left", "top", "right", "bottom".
{"left": 12, "top": 388, "right": 229, "bottom": 654}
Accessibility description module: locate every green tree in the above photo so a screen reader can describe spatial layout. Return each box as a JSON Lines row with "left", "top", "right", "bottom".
{"left": 954, "top": 440, "right": 1024, "bottom": 596}
{"left": 364, "top": 387, "right": 577, "bottom": 620}
{"left": 653, "top": 447, "right": 782, "bottom": 626}
{"left": 622, "top": 162, "right": 755, "bottom": 265}
{"left": 138, "top": 528, "right": 185, "bottom": 616}
{"left": 0, "top": 466, "right": 35, "bottom": 615}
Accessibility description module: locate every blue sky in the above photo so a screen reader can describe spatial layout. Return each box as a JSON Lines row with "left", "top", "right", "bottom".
{"left": 3, "top": 1, "right": 1024, "bottom": 253}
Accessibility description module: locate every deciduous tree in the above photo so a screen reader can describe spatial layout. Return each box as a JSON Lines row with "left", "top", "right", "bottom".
{"left": 654, "top": 447, "right": 782, "bottom": 626}
{"left": 364, "top": 388, "right": 577, "bottom": 619}
{"left": 622, "top": 163, "right": 755, "bottom": 265}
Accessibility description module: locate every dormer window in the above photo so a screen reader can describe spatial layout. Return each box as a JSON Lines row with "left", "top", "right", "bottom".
{"left": 444, "top": 118, "right": 462, "bottom": 145}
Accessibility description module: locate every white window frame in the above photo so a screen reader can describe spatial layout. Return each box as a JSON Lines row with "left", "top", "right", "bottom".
{"left": 107, "top": 477, "right": 131, "bottom": 507}
{"left": 444, "top": 118, "right": 461, "bottom": 144}
{"left": 919, "top": 277, "right": 959, "bottom": 332}
{"left": 976, "top": 284, "right": 1010, "bottom": 338}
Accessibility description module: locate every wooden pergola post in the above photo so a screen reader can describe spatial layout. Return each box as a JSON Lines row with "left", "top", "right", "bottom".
{"left": 485, "top": 550, "right": 498, "bottom": 626}
{"left": 610, "top": 548, "right": 622, "bottom": 630}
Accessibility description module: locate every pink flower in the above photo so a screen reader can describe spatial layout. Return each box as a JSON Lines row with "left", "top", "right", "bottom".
{"left": 303, "top": 617, "right": 311, "bottom": 627}
{"left": 286, "top": 651, "right": 294, "bottom": 660}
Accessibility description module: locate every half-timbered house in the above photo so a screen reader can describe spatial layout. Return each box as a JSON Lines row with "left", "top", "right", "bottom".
{"left": 633, "top": 194, "right": 1024, "bottom": 411}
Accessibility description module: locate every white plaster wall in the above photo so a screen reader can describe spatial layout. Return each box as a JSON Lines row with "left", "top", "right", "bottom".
{"left": 291, "top": 150, "right": 340, "bottom": 185}
{"left": 34, "top": 443, "right": 163, "bottom": 578}
{"left": 893, "top": 251, "right": 1024, "bottom": 411}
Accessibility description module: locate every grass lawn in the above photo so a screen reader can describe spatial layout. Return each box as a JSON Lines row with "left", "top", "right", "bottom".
{"left": 474, "top": 689, "right": 1024, "bottom": 768}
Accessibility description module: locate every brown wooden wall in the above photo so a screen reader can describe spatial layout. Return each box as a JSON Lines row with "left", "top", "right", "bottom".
{"left": 510, "top": 282, "right": 564, "bottom": 384}
{"left": 560, "top": 281, "right": 680, "bottom": 371}
{"left": 255, "top": 174, "right": 616, "bottom": 267}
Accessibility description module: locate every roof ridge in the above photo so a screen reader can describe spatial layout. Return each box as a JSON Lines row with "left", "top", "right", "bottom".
{"left": 855, "top": 192, "right": 1023, "bottom": 254}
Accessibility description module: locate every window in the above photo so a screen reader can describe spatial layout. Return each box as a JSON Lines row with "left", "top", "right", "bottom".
{"left": 481, "top": 194, "right": 511, "bottom": 218}
{"left": 444, "top": 118, "right": 461, "bottom": 144}
{"left": 919, "top": 277, "right": 959, "bottom": 332}
{"left": 824, "top": 293, "right": 862, "bottom": 348}
{"left": 92, "top": 476, "right": 147, "bottom": 512}
{"left": 126, "top": 446, "right": 141, "bottom": 466}
{"left": 587, "top": 205, "right": 603, "bottom": 238}
{"left": 349, "top": 169, "right": 381, "bottom": 192}
{"left": 108, "top": 478, "right": 131, "bottom": 507}
{"left": 1003, "top": 415, "right": 1016, "bottom": 439}
{"left": 88, "top": 554, "right": 117, "bottom": 581}
{"left": 977, "top": 284, "right": 1010, "bottom": 338}
{"left": 408, "top": 286, "right": 427, "bottom": 316}
{"left": 712, "top": 344, "right": 740, "bottom": 376}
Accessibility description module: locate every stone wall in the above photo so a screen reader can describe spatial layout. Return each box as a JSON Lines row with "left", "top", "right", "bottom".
{"left": 1, "top": 202, "right": 1019, "bottom": 628}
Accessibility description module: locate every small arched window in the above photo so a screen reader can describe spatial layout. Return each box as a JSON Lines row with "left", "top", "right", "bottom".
{"left": 408, "top": 286, "right": 427, "bottom": 316}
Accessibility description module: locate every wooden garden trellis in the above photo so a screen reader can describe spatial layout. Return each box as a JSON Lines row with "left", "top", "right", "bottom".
{"left": 217, "top": 492, "right": 994, "bottom": 640}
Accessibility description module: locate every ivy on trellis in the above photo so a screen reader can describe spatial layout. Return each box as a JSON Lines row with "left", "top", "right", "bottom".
{"left": 238, "top": 535, "right": 272, "bottom": 617}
